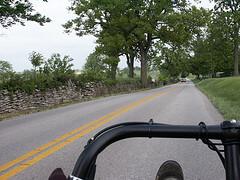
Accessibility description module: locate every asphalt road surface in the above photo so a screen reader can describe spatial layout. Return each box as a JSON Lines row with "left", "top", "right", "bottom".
{"left": 0, "top": 80, "right": 226, "bottom": 180}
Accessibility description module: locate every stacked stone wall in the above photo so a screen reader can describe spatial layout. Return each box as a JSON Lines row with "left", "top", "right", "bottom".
{"left": 0, "top": 81, "right": 163, "bottom": 114}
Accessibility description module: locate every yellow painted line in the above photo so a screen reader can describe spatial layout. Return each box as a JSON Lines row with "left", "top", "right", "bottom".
{"left": 0, "top": 84, "right": 182, "bottom": 179}
{"left": 0, "top": 114, "right": 109, "bottom": 172}
{"left": 0, "top": 95, "right": 159, "bottom": 180}
{"left": 0, "top": 97, "right": 150, "bottom": 173}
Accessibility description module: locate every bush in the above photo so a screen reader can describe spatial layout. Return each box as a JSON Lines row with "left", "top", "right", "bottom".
{"left": 158, "top": 74, "right": 164, "bottom": 81}
{"left": 148, "top": 75, "right": 153, "bottom": 82}
{"left": 0, "top": 60, "right": 14, "bottom": 83}
{"left": 0, "top": 70, "right": 78, "bottom": 94}
{"left": 79, "top": 70, "right": 107, "bottom": 83}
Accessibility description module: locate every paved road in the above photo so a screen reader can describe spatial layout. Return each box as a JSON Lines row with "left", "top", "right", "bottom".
{"left": 0, "top": 80, "right": 226, "bottom": 180}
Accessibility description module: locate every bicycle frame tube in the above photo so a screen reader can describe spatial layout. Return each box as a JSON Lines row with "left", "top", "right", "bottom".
{"left": 224, "top": 144, "right": 240, "bottom": 179}
{"left": 221, "top": 121, "right": 240, "bottom": 179}
{"left": 69, "top": 121, "right": 240, "bottom": 180}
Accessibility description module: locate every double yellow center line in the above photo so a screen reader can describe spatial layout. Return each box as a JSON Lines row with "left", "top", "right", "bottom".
{"left": 0, "top": 84, "right": 181, "bottom": 179}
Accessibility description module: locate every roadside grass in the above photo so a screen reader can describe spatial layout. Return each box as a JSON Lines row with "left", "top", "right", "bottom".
{"left": 194, "top": 77, "right": 240, "bottom": 121}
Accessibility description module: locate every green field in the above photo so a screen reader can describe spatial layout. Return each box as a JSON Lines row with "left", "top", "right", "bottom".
{"left": 194, "top": 77, "right": 240, "bottom": 121}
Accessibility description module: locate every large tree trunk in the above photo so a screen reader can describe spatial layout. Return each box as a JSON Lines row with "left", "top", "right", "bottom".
{"left": 140, "top": 47, "right": 148, "bottom": 88}
{"left": 138, "top": 33, "right": 152, "bottom": 88}
{"left": 107, "top": 56, "right": 120, "bottom": 80}
{"left": 126, "top": 53, "right": 134, "bottom": 78}
{"left": 110, "top": 63, "right": 118, "bottom": 80}
{"left": 234, "top": 38, "right": 239, "bottom": 76}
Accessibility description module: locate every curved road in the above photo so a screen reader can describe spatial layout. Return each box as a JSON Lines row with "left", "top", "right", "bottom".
{"left": 0, "top": 80, "right": 225, "bottom": 179}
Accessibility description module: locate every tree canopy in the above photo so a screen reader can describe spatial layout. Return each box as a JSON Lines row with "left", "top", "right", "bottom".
{"left": 211, "top": 0, "right": 240, "bottom": 75}
{"left": 84, "top": 51, "right": 107, "bottom": 72}
{"left": 0, "top": 0, "right": 50, "bottom": 28}
{"left": 64, "top": 0, "right": 209, "bottom": 86}
{"left": 189, "top": 0, "right": 240, "bottom": 77}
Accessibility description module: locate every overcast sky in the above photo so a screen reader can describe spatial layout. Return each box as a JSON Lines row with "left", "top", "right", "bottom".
{"left": 0, "top": 0, "right": 214, "bottom": 72}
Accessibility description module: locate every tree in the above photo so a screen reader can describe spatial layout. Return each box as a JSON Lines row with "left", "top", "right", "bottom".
{"left": 190, "top": 5, "right": 237, "bottom": 77}
{"left": 125, "top": 46, "right": 138, "bottom": 78}
{"left": 28, "top": 51, "right": 44, "bottom": 79}
{"left": 44, "top": 53, "right": 74, "bottom": 83}
{"left": 84, "top": 51, "right": 107, "bottom": 72}
{"left": 190, "top": 36, "right": 213, "bottom": 77}
{"left": 207, "top": 13, "right": 234, "bottom": 74}
{"left": 0, "top": 0, "right": 50, "bottom": 28}
{"left": 96, "top": 30, "right": 125, "bottom": 79}
{"left": 97, "top": 25, "right": 139, "bottom": 79}
{"left": 0, "top": 60, "right": 14, "bottom": 83}
{"left": 64, "top": 1, "right": 209, "bottom": 87}
{"left": 212, "top": 0, "right": 240, "bottom": 76}
{"left": 103, "top": 56, "right": 120, "bottom": 80}
{"left": 120, "top": 4, "right": 208, "bottom": 86}
{"left": 153, "top": 45, "right": 188, "bottom": 79}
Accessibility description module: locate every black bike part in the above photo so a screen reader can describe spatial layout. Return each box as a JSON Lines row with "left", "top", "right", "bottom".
{"left": 71, "top": 123, "right": 223, "bottom": 179}
{"left": 197, "top": 122, "right": 225, "bottom": 168}
{"left": 85, "top": 158, "right": 96, "bottom": 180}
{"left": 85, "top": 122, "right": 153, "bottom": 147}
{"left": 85, "top": 121, "right": 169, "bottom": 147}
{"left": 224, "top": 144, "right": 240, "bottom": 180}
{"left": 221, "top": 121, "right": 240, "bottom": 180}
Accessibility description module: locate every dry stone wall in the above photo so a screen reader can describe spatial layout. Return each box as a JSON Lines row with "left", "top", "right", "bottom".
{"left": 0, "top": 81, "right": 162, "bottom": 114}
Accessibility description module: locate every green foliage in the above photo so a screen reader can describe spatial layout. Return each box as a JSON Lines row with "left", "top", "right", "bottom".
{"left": 103, "top": 56, "right": 120, "bottom": 80}
{"left": 0, "top": 60, "right": 14, "bottom": 83}
{"left": 207, "top": 12, "right": 234, "bottom": 73}
{"left": 158, "top": 74, "right": 165, "bottom": 81}
{"left": 190, "top": 37, "right": 212, "bottom": 76}
{"left": 44, "top": 53, "right": 75, "bottom": 83}
{"left": 0, "top": 0, "right": 51, "bottom": 28}
{"left": 29, "top": 51, "right": 44, "bottom": 71}
{"left": 212, "top": 0, "right": 240, "bottom": 75}
{"left": 28, "top": 51, "right": 45, "bottom": 80}
{"left": 190, "top": 6, "right": 237, "bottom": 77}
{"left": 153, "top": 44, "right": 189, "bottom": 78}
{"left": 83, "top": 51, "right": 117, "bottom": 81}
{"left": 0, "top": 73, "right": 35, "bottom": 95}
{"left": 84, "top": 49, "right": 120, "bottom": 80}
{"left": 156, "top": 73, "right": 169, "bottom": 85}
{"left": 64, "top": 0, "right": 209, "bottom": 87}
{"left": 119, "top": 67, "right": 129, "bottom": 76}
{"left": 79, "top": 70, "right": 107, "bottom": 83}
{"left": 84, "top": 51, "right": 107, "bottom": 72}
{"left": 105, "top": 79, "right": 118, "bottom": 87}
{"left": 147, "top": 75, "right": 152, "bottom": 82}
{"left": 95, "top": 32, "right": 124, "bottom": 80}
{"left": 0, "top": 53, "right": 77, "bottom": 94}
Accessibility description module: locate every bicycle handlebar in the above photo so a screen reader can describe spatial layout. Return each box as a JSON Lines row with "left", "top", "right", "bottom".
{"left": 69, "top": 121, "right": 240, "bottom": 180}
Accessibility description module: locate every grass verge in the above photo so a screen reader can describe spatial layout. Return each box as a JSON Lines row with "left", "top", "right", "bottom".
{"left": 194, "top": 77, "right": 240, "bottom": 121}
